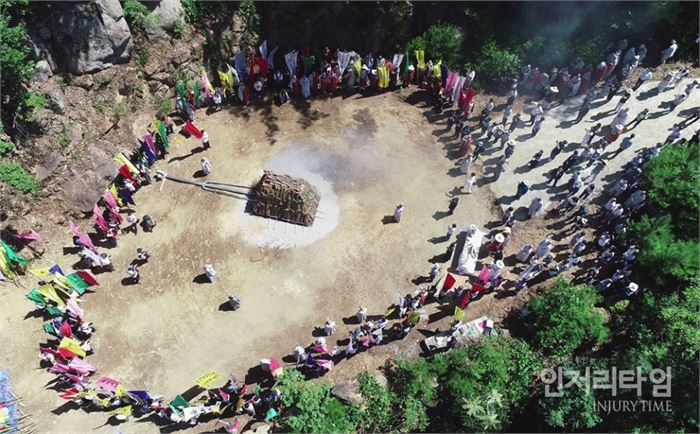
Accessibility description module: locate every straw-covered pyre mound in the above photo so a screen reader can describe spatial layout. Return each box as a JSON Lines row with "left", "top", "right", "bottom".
{"left": 252, "top": 171, "right": 321, "bottom": 226}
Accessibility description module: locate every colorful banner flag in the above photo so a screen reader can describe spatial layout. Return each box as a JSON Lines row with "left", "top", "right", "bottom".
{"left": 29, "top": 267, "right": 54, "bottom": 279}
{"left": 59, "top": 337, "right": 86, "bottom": 358}
{"left": 26, "top": 288, "right": 47, "bottom": 307}
{"left": 158, "top": 121, "right": 169, "bottom": 149}
{"left": 114, "top": 152, "right": 139, "bottom": 176}
{"left": 96, "top": 377, "right": 120, "bottom": 392}
{"left": 93, "top": 203, "right": 109, "bottom": 232}
{"left": 454, "top": 306, "right": 465, "bottom": 321}
{"left": 69, "top": 221, "right": 96, "bottom": 252}
{"left": 194, "top": 372, "right": 220, "bottom": 388}
{"left": 37, "top": 284, "right": 65, "bottom": 306}
{"left": 66, "top": 273, "right": 88, "bottom": 294}
{"left": 107, "top": 405, "right": 132, "bottom": 418}
{"left": 14, "top": 230, "right": 42, "bottom": 241}
{"left": 76, "top": 270, "right": 99, "bottom": 287}
{"left": 1, "top": 241, "right": 28, "bottom": 266}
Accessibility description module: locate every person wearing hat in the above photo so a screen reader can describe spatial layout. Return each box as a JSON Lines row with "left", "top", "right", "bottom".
{"left": 529, "top": 102, "right": 543, "bottom": 125}
{"left": 660, "top": 39, "right": 678, "bottom": 65}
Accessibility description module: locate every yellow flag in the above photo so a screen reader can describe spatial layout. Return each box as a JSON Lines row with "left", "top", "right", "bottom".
{"left": 99, "top": 398, "right": 111, "bottom": 408}
{"left": 53, "top": 274, "right": 74, "bottom": 292}
{"left": 114, "top": 153, "right": 139, "bottom": 175}
{"left": 59, "top": 337, "right": 86, "bottom": 358}
{"left": 37, "top": 284, "right": 65, "bottom": 306}
{"left": 29, "top": 267, "right": 54, "bottom": 279}
{"left": 433, "top": 61, "right": 442, "bottom": 78}
{"left": 453, "top": 306, "right": 465, "bottom": 321}
{"left": 194, "top": 371, "right": 220, "bottom": 388}
{"left": 415, "top": 50, "right": 426, "bottom": 69}
{"left": 109, "top": 184, "right": 123, "bottom": 207}
{"left": 108, "top": 405, "right": 133, "bottom": 417}
{"left": 0, "top": 251, "right": 15, "bottom": 279}
{"left": 115, "top": 384, "right": 128, "bottom": 397}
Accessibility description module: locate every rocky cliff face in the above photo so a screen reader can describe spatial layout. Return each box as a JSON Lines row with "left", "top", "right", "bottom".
{"left": 28, "top": 0, "right": 133, "bottom": 75}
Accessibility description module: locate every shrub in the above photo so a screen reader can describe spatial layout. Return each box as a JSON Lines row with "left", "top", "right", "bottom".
{"left": 181, "top": 0, "right": 225, "bottom": 24}
{"left": 173, "top": 19, "right": 185, "bottom": 37}
{"left": 422, "top": 24, "right": 463, "bottom": 68}
{"left": 0, "top": 161, "right": 40, "bottom": 193}
{"left": 122, "top": 0, "right": 159, "bottom": 30}
{"left": 527, "top": 279, "right": 609, "bottom": 359}
{"left": 472, "top": 41, "right": 521, "bottom": 83}
{"left": 152, "top": 95, "right": 172, "bottom": 118}
{"left": 0, "top": 140, "right": 14, "bottom": 156}
{"left": 0, "top": 1, "right": 33, "bottom": 127}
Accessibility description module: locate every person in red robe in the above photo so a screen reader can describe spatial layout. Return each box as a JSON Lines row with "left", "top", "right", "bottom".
{"left": 462, "top": 87, "right": 476, "bottom": 118}
{"left": 292, "top": 75, "right": 301, "bottom": 96}
{"left": 578, "top": 66, "right": 593, "bottom": 96}
{"left": 320, "top": 72, "right": 329, "bottom": 94}
{"left": 329, "top": 72, "right": 338, "bottom": 93}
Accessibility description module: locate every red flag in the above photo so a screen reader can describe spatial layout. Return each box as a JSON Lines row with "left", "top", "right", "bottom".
{"left": 443, "top": 273, "right": 456, "bottom": 290}
{"left": 60, "top": 321, "right": 72, "bottom": 337}
{"left": 183, "top": 121, "right": 203, "bottom": 139}
{"left": 118, "top": 164, "right": 136, "bottom": 184}
{"left": 76, "top": 270, "right": 99, "bottom": 286}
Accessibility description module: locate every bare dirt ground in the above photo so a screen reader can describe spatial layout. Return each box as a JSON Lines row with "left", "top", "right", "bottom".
{"left": 2, "top": 72, "right": 698, "bottom": 433}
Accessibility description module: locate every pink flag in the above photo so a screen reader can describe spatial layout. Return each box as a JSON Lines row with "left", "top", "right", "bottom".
{"left": 14, "top": 230, "right": 42, "bottom": 241}
{"left": 49, "top": 363, "right": 72, "bottom": 374}
{"left": 96, "top": 376, "right": 120, "bottom": 392}
{"left": 202, "top": 70, "right": 212, "bottom": 98}
{"left": 316, "top": 359, "right": 334, "bottom": 370}
{"left": 444, "top": 72, "right": 458, "bottom": 96}
{"left": 361, "top": 335, "right": 371, "bottom": 347}
{"left": 69, "top": 221, "right": 96, "bottom": 252}
{"left": 93, "top": 204, "right": 109, "bottom": 232}
{"left": 67, "top": 299, "right": 84, "bottom": 320}
{"left": 313, "top": 344, "right": 329, "bottom": 354}
{"left": 69, "top": 358, "right": 96, "bottom": 375}
{"left": 478, "top": 264, "right": 490, "bottom": 283}
{"left": 102, "top": 191, "right": 123, "bottom": 221}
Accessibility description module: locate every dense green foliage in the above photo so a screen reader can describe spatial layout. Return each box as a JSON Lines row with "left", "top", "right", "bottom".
{"left": 0, "top": 161, "right": 40, "bottom": 193}
{"left": 122, "top": 0, "right": 159, "bottom": 30}
{"left": 472, "top": 41, "right": 521, "bottom": 83}
{"left": 527, "top": 279, "right": 609, "bottom": 359}
{"left": 0, "top": 0, "right": 35, "bottom": 129}
{"left": 276, "top": 370, "right": 359, "bottom": 433}
{"left": 627, "top": 140, "right": 700, "bottom": 288}
{"left": 0, "top": 140, "right": 14, "bottom": 156}
{"left": 405, "top": 24, "right": 463, "bottom": 69}
{"left": 639, "top": 141, "right": 699, "bottom": 237}
{"left": 537, "top": 359, "right": 606, "bottom": 431}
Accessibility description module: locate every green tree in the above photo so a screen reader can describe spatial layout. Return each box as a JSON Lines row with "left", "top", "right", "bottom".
{"left": 435, "top": 337, "right": 541, "bottom": 432}
{"left": 0, "top": 0, "right": 33, "bottom": 128}
{"left": 472, "top": 41, "right": 521, "bottom": 83}
{"left": 537, "top": 359, "right": 606, "bottom": 431}
{"left": 276, "top": 370, "right": 359, "bottom": 433}
{"left": 357, "top": 372, "right": 394, "bottom": 432}
{"left": 422, "top": 24, "right": 463, "bottom": 68}
{"left": 527, "top": 279, "right": 609, "bottom": 359}
{"left": 627, "top": 215, "right": 699, "bottom": 288}
{"left": 122, "top": 0, "right": 159, "bottom": 30}
{"left": 640, "top": 140, "right": 700, "bottom": 238}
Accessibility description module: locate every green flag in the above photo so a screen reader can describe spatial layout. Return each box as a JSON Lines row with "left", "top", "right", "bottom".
{"left": 46, "top": 305, "right": 64, "bottom": 318}
{"left": 176, "top": 82, "right": 187, "bottom": 99}
{"left": 193, "top": 80, "right": 200, "bottom": 106}
{"left": 158, "top": 121, "right": 169, "bottom": 150}
{"left": 169, "top": 395, "right": 189, "bottom": 414}
{"left": 2, "top": 241, "right": 28, "bottom": 266}
{"left": 403, "top": 50, "right": 409, "bottom": 81}
{"left": 43, "top": 321, "right": 57, "bottom": 336}
{"left": 26, "top": 288, "right": 46, "bottom": 307}
{"left": 66, "top": 273, "right": 88, "bottom": 295}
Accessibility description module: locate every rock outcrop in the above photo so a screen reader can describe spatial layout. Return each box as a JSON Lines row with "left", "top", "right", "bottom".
{"left": 31, "top": 0, "right": 133, "bottom": 74}
{"left": 146, "top": 0, "right": 185, "bottom": 36}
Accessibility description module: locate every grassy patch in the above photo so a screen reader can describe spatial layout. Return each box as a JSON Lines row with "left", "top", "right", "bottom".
{"left": 0, "top": 161, "right": 40, "bottom": 193}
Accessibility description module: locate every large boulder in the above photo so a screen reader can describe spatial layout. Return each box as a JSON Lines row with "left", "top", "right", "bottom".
{"left": 62, "top": 146, "right": 119, "bottom": 212}
{"left": 31, "top": 60, "right": 53, "bottom": 83}
{"left": 147, "top": 0, "right": 184, "bottom": 32}
{"left": 49, "top": 0, "right": 132, "bottom": 74}
{"left": 331, "top": 380, "right": 363, "bottom": 405}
